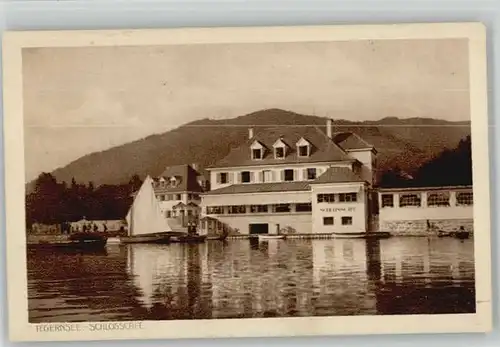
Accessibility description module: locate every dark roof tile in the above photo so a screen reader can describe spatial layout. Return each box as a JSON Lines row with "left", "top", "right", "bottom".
{"left": 333, "top": 132, "right": 374, "bottom": 151}
{"left": 210, "top": 126, "right": 355, "bottom": 168}
{"left": 311, "top": 167, "right": 366, "bottom": 184}
{"left": 154, "top": 164, "right": 204, "bottom": 193}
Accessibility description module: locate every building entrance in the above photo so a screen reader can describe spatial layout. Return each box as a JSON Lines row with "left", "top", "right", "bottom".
{"left": 249, "top": 223, "right": 269, "bottom": 235}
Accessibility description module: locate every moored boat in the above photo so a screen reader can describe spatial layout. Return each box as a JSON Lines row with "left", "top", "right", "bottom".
{"left": 365, "top": 231, "right": 392, "bottom": 239}
{"left": 169, "top": 234, "right": 207, "bottom": 243}
{"left": 27, "top": 232, "right": 108, "bottom": 250}
{"left": 106, "top": 236, "right": 122, "bottom": 244}
{"left": 258, "top": 234, "right": 285, "bottom": 241}
{"left": 330, "top": 231, "right": 392, "bottom": 239}
{"left": 453, "top": 231, "right": 470, "bottom": 240}
{"left": 331, "top": 232, "right": 367, "bottom": 239}
{"left": 120, "top": 233, "right": 171, "bottom": 244}
{"left": 120, "top": 175, "right": 173, "bottom": 244}
{"left": 452, "top": 226, "right": 470, "bottom": 240}
{"left": 437, "top": 230, "right": 452, "bottom": 237}
{"left": 206, "top": 235, "right": 228, "bottom": 241}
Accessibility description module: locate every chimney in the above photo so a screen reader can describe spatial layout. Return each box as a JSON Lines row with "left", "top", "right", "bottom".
{"left": 326, "top": 119, "right": 333, "bottom": 138}
{"left": 248, "top": 127, "right": 254, "bottom": 139}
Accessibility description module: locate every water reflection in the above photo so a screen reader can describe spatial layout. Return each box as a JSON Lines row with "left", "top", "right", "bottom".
{"left": 27, "top": 237, "right": 475, "bottom": 322}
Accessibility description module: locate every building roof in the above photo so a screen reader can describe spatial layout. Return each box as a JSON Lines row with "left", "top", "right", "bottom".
{"left": 311, "top": 167, "right": 366, "bottom": 185}
{"left": 203, "top": 181, "right": 311, "bottom": 195}
{"left": 333, "top": 132, "right": 375, "bottom": 152}
{"left": 154, "top": 164, "right": 204, "bottom": 193}
{"left": 209, "top": 126, "right": 356, "bottom": 169}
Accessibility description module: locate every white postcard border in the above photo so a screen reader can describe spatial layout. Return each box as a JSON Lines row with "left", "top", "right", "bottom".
{"left": 2, "top": 22, "right": 492, "bottom": 342}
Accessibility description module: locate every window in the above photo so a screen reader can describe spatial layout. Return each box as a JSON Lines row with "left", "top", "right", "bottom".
{"left": 399, "top": 193, "right": 421, "bottom": 207}
{"left": 207, "top": 206, "right": 224, "bottom": 215}
{"left": 275, "top": 147, "right": 285, "bottom": 159}
{"left": 175, "top": 194, "right": 182, "bottom": 200}
{"left": 317, "top": 193, "right": 335, "bottom": 203}
{"left": 252, "top": 148, "right": 262, "bottom": 160}
{"left": 296, "top": 203, "right": 312, "bottom": 212}
{"left": 284, "top": 169, "right": 294, "bottom": 181}
{"left": 187, "top": 210, "right": 192, "bottom": 216}
{"left": 456, "top": 192, "right": 473, "bottom": 206}
{"left": 250, "top": 205, "right": 268, "bottom": 213}
{"left": 323, "top": 217, "right": 334, "bottom": 225}
{"left": 427, "top": 192, "right": 450, "bottom": 207}
{"left": 187, "top": 194, "right": 192, "bottom": 200}
{"left": 157, "top": 194, "right": 165, "bottom": 201}
{"left": 262, "top": 170, "right": 273, "bottom": 182}
{"left": 166, "top": 210, "right": 172, "bottom": 218}
{"left": 274, "top": 204, "right": 291, "bottom": 213}
{"left": 307, "top": 168, "right": 317, "bottom": 180}
{"left": 218, "top": 172, "right": 228, "bottom": 184}
{"left": 192, "top": 194, "right": 200, "bottom": 200}
{"left": 381, "top": 194, "right": 394, "bottom": 208}
{"left": 342, "top": 216, "right": 353, "bottom": 225}
{"left": 298, "top": 145, "right": 309, "bottom": 157}
{"left": 228, "top": 205, "right": 246, "bottom": 214}
{"left": 339, "top": 193, "right": 357, "bottom": 202}
{"left": 241, "top": 171, "right": 251, "bottom": 183}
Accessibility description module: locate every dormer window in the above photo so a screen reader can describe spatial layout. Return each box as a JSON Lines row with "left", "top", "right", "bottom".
{"left": 296, "top": 137, "right": 312, "bottom": 157}
{"left": 275, "top": 147, "right": 285, "bottom": 159}
{"left": 252, "top": 148, "right": 263, "bottom": 160}
{"left": 250, "top": 140, "right": 265, "bottom": 160}
{"left": 298, "top": 146, "right": 309, "bottom": 157}
{"left": 273, "top": 138, "right": 288, "bottom": 159}
{"left": 169, "top": 176, "right": 180, "bottom": 187}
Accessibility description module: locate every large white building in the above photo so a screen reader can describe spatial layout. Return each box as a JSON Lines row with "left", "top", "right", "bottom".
{"left": 199, "top": 120, "right": 378, "bottom": 236}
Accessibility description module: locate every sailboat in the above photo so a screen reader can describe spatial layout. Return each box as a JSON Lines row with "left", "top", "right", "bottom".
{"left": 120, "top": 175, "right": 173, "bottom": 244}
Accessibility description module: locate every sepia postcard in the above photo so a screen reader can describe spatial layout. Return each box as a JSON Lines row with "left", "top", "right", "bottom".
{"left": 2, "top": 23, "right": 492, "bottom": 342}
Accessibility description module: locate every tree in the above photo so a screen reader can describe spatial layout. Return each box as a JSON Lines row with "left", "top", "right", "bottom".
{"left": 25, "top": 173, "right": 141, "bottom": 227}
{"left": 128, "top": 174, "right": 143, "bottom": 192}
{"left": 414, "top": 135, "right": 472, "bottom": 187}
{"left": 28, "top": 172, "right": 65, "bottom": 224}
{"left": 379, "top": 136, "right": 472, "bottom": 188}
{"left": 379, "top": 166, "right": 413, "bottom": 188}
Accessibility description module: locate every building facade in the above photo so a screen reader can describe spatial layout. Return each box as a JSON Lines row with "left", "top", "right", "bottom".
{"left": 199, "top": 119, "right": 377, "bottom": 236}
{"left": 378, "top": 186, "right": 474, "bottom": 236}
{"left": 151, "top": 164, "right": 207, "bottom": 229}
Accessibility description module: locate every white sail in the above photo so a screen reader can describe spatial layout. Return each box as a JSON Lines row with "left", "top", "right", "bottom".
{"left": 126, "top": 175, "right": 172, "bottom": 236}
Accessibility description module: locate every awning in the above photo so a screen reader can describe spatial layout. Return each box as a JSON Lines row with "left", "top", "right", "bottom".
{"left": 201, "top": 191, "right": 311, "bottom": 206}
{"left": 200, "top": 216, "right": 218, "bottom": 221}
{"left": 172, "top": 202, "right": 187, "bottom": 209}
{"left": 310, "top": 185, "right": 363, "bottom": 193}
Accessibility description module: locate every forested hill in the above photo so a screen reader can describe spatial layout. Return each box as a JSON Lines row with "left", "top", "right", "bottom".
{"left": 34, "top": 108, "right": 471, "bottom": 187}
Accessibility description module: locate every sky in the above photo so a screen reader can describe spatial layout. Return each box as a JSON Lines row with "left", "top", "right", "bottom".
{"left": 22, "top": 38, "right": 470, "bottom": 182}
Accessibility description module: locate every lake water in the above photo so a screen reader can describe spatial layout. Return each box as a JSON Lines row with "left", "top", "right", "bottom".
{"left": 27, "top": 237, "right": 475, "bottom": 322}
